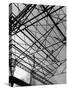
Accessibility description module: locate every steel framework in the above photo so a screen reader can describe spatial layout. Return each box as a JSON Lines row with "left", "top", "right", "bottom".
{"left": 9, "top": 3, "right": 66, "bottom": 87}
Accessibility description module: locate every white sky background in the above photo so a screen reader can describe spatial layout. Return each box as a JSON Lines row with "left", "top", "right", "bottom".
{"left": 0, "top": 0, "right": 68, "bottom": 90}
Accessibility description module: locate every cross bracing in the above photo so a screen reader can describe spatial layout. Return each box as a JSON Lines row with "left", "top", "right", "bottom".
{"left": 9, "top": 3, "right": 66, "bottom": 86}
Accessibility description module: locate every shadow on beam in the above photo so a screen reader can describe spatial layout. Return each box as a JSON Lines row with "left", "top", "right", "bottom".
{"left": 9, "top": 76, "right": 31, "bottom": 87}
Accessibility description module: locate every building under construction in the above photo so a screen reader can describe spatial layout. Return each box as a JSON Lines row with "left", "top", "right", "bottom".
{"left": 9, "top": 3, "right": 66, "bottom": 87}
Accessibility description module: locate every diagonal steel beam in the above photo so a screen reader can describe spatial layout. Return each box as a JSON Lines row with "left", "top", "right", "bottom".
{"left": 10, "top": 6, "right": 64, "bottom": 35}
{"left": 42, "top": 5, "right": 66, "bottom": 41}
{"left": 19, "top": 29, "right": 59, "bottom": 65}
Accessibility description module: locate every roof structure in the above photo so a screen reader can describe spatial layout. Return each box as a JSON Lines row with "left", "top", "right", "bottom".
{"left": 9, "top": 3, "right": 66, "bottom": 87}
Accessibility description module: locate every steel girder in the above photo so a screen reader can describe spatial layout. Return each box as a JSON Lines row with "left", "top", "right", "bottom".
{"left": 9, "top": 3, "right": 66, "bottom": 86}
